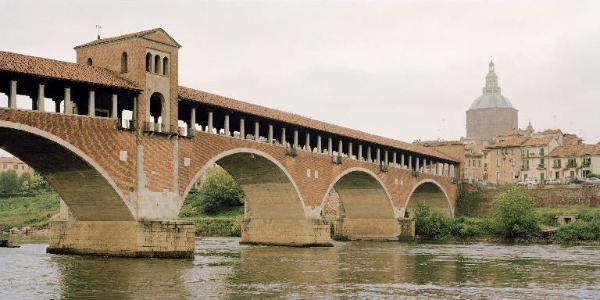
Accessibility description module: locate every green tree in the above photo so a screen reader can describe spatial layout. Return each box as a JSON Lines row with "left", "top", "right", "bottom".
{"left": 490, "top": 187, "right": 539, "bottom": 238}
{"left": 193, "top": 167, "right": 244, "bottom": 215}
{"left": 414, "top": 202, "right": 452, "bottom": 239}
{"left": 0, "top": 171, "right": 20, "bottom": 194}
{"left": 18, "top": 173, "right": 32, "bottom": 191}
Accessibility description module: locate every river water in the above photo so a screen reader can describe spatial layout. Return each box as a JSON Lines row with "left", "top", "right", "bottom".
{"left": 1, "top": 237, "right": 600, "bottom": 299}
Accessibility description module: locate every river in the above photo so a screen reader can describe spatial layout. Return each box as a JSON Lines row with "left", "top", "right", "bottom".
{"left": 1, "top": 237, "right": 600, "bottom": 299}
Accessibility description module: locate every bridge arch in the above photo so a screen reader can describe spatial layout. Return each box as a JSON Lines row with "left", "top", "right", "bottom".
{"left": 0, "top": 120, "right": 134, "bottom": 221}
{"left": 320, "top": 167, "right": 396, "bottom": 219}
{"left": 181, "top": 148, "right": 307, "bottom": 219}
{"left": 405, "top": 179, "right": 453, "bottom": 217}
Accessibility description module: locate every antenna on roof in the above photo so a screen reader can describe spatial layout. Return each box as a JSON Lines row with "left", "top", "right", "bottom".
{"left": 96, "top": 25, "right": 103, "bottom": 40}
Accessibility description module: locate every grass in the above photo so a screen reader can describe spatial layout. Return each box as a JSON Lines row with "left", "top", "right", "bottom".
{"left": 179, "top": 204, "right": 244, "bottom": 237}
{"left": 0, "top": 193, "right": 60, "bottom": 232}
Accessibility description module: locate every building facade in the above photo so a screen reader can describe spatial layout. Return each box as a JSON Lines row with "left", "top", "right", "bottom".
{"left": 0, "top": 156, "right": 35, "bottom": 177}
{"left": 466, "top": 61, "right": 518, "bottom": 142}
{"left": 549, "top": 144, "right": 600, "bottom": 182}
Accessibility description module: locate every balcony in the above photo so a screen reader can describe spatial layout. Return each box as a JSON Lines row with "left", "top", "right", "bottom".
{"left": 537, "top": 164, "right": 546, "bottom": 170}
{"left": 566, "top": 162, "right": 577, "bottom": 168}
{"left": 521, "top": 166, "right": 530, "bottom": 171}
{"left": 582, "top": 161, "right": 591, "bottom": 168}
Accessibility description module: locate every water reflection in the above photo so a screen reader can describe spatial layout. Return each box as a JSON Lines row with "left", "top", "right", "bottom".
{"left": 1, "top": 238, "right": 600, "bottom": 299}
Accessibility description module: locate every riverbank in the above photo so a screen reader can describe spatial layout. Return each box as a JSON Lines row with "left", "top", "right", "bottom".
{"left": 417, "top": 204, "right": 600, "bottom": 244}
{"left": 0, "top": 193, "right": 59, "bottom": 234}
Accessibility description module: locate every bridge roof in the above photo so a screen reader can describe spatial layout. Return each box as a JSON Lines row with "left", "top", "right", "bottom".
{"left": 0, "top": 51, "right": 139, "bottom": 91}
{"left": 179, "top": 86, "right": 457, "bottom": 162}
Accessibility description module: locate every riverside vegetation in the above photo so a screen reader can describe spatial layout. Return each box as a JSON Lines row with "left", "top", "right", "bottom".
{"left": 417, "top": 186, "right": 600, "bottom": 243}
{"left": 2, "top": 168, "right": 600, "bottom": 242}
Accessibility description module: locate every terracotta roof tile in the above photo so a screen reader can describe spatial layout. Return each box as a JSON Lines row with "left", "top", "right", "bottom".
{"left": 488, "top": 135, "right": 528, "bottom": 148}
{"left": 179, "top": 86, "right": 457, "bottom": 162}
{"left": 522, "top": 136, "right": 555, "bottom": 146}
{"left": 74, "top": 28, "right": 181, "bottom": 49}
{"left": 0, "top": 156, "right": 24, "bottom": 164}
{"left": 549, "top": 144, "right": 600, "bottom": 157}
{"left": 0, "top": 51, "right": 139, "bottom": 90}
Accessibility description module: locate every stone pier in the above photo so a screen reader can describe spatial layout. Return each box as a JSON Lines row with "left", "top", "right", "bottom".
{"left": 240, "top": 218, "right": 332, "bottom": 247}
{"left": 47, "top": 220, "right": 195, "bottom": 258}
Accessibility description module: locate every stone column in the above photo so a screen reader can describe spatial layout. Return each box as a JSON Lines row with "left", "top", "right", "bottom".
{"left": 64, "top": 87, "right": 72, "bottom": 115}
{"left": 317, "top": 136, "right": 322, "bottom": 153}
{"left": 8, "top": 80, "right": 17, "bottom": 109}
{"left": 328, "top": 137, "right": 333, "bottom": 156}
{"left": 349, "top": 142, "right": 353, "bottom": 159}
{"left": 436, "top": 163, "right": 440, "bottom": 175}
{"left": 37, "top": 84, "right": 45, "bottom": 112}
{"left": 305, "top": 132, "right": 310, "bottom": 150}
{"left": 376, "top": 148, "right": 381, "bottom": 165}
{"left": 281, "top": 127, "right": 286, "bottom": 146}
{"left": 393, "top": 152, "right": 397, "bottom": 167}
{"left": 268, "top": 124, "right": 273, "bottom": 144}
{"left": 254, "top": 121, "right": 260, "bottom": 141}
{"left": 367, "top": 146, "right": 372, "bottom": 163}
{"left": 415, "top": 157, "right": 419, "bottom": 171}
{"left": 224, "top": 114, "right": 230, "bottom": 136}
{"left": 207, "top": 111, "right": 214, "bottom": 133}
{"left": 111, "top": 94, "right": 118, "bottom": 119}
{"left": 358, "top": 145, "right": 363, "bottom": 161}
{"left": 293, "top": 129, "right": 299, "bottom": 148}
{"left": 408, "top": 155, "right": 412, "bottom": 170}
{"left": 338, "top": 140, "right": 343, "bottom": 156}
{"left": 385, "top": 150, "right": 389, "bottom": 166}
{"left": 240, "top": 118, "right": 245, "bottom": 139}
{"left": 189, "top": 107, "right": 196, "bottom": 130}
{"left": 401, "top": 154, "right": 405, "bottom": 168}
{"left": 87, "top": 90, "right": 95, "bottom": 117}
{"left": 423, "top": 158, "right": 427, "bottom": 172}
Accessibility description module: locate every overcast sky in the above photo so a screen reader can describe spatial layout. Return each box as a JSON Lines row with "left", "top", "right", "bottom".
{"left": 1, "top": 0, "right": 599, "bottom": 147}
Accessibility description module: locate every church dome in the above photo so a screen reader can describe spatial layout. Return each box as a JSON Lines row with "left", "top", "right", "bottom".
{"left": 469, "top": 94, "right": 514, "bottom": 110}
{"left": 468, "top": 61, "right": 515, "bottom": 110}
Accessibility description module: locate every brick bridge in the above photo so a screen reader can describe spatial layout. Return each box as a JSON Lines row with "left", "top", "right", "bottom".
{"left": 0, "top": 29, "right": 458, "bottom": 258}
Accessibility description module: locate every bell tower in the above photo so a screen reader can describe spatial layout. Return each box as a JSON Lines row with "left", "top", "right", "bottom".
{"left": 74, "top": 28, "right": 181, "bottom": 130}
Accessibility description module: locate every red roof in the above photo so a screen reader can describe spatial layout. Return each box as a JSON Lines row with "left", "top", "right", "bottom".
{"left": 549, "top": 144, "right": 600, "bottom": 157}
{"left": 0, "top": 51, "right": 139, "bottom": 90}
{"left": 179, "top": 86, "right": 456, "bottom": 162}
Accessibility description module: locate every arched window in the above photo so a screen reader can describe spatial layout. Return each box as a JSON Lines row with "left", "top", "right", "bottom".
{"left": 154, "top": 55, "right": 161, "bottom": 74}
{"left": 149, "top": 92, "right": 165, "bottom": 131}
{"left": 146, "top": 53, "right": 152, "bottom": 72}
{"left": 86, "top": 58, "right": 93, "bottom": 66}
{"left": 121, "top": 52, "right": 128, "bottom": 73}
{"left": 162, "top": 57, "right": 169, "bottom": 76}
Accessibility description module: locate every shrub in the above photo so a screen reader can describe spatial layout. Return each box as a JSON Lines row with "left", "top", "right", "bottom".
{"left": 193, "top": 217, "right": 242, "bottom": 237}
{"left": 578, "top": 210, "right": 600, "bottom": 222}
{"left": 490, "top": 187, "right": 540, "bottom": 238}
{"left": 555, "top": 219, "right": 600, "bottom": 241}
{"left": 450, "top": 216, "right": 495, "bottom": 238}
{"left": 0, "top": 171, "right": 20, "bottom": 194}
{"left": 194, "top": 167, "right": 244, "bottom": 215}
{"left": 415, "top": 202, "right": 452, "bottom": 239}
